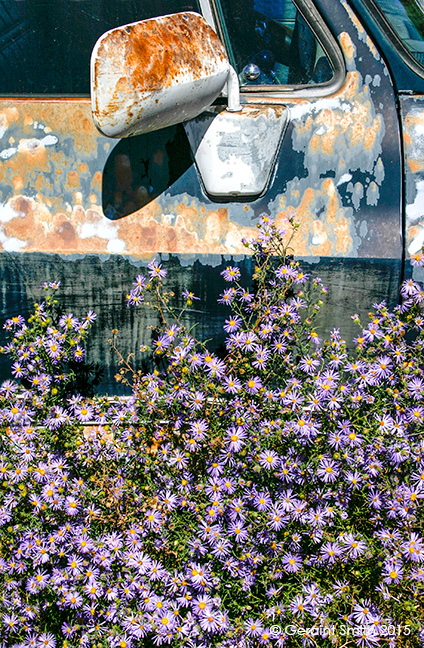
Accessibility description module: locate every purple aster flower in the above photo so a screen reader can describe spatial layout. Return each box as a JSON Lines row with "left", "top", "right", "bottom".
{"left": 289, "top": 594, "right": 307, "bottom": 616}
{"left": 74, "top": 404, "right": 93, "bottom": 422}
{"left": 132, "top": 274, "right": 146, "bottom": 289}
{"left": 352, "top": 600, "right": 374, "bottom": 623}
{"left": 11, "top": 361, "right": 25, "bottom": 378}
{"left": 169, "top": 450, "right": 189, "bottom": 469}
{"left": 282, "top": 553, "right": 302, "bottom": 572}
{"left": 407, "top": 406, "right": 424, "bottom": 424}
{"left": 148, "top": 259, "right": 167, "bottom": 280}
{"left": 317, "top": 457, "right": 339, "bottom": 482}
{"left": 299, "top": 355, "right": 320, "bottom": 374}
{"left": 221, "top": 265, "right": 241, "bottom": 282}
{"left": 268, "top": 507, "right": 287, "bottom": 531}
{"left": 65, "top": 590, "right": 83, "bottom": 609}
{"left": 223, "top": 375, "right": 242, "bottom": 394}
{"left": 320, "top": 541, "right": 343, "bottom": 563}
{"left": 382, "top": 560, "right": 404, "bottom": 584}
{"left": 272, "top": 337, "right": 287, "bottom": 355}
{"left": 205, "top": 357, "right": 227, "bottom": 379}
{"left": 226, "top": 426, "right": 247, "bottom": 451}
{"left": 401, "top": 533, "right": 424, "bottom": 561}
{"left": 342, "top": 534, "right": 367, "bottom": 559}
{"left": 218, "top": 287, "right": 236, "bottom": 305}
{"left": 0, "top": 380, "right": 18, "bottom": 399}
{"left": 127, "top": 288, "right": 144, "bottom": 306}
{"left": 59, "top": 313, "right": 78, "bottom": 329}
{"left": 38, "top": 633, "right": 56, "bottom": 648}
{"left": 145, "top": 509, "right": 162, "bottom": 530}
{"left": 3, "top": 613, "right": 19, "bottom": 632}
{"left": 259, "top": 450, "right": 280, "bottom": 470}
{"left": 245, "top": 376, "right": 263, "bottom": 394}
{"left": 64, "top": 496, "right": 80, "bottom": 515}
{"left": 254, "top": 490, "right": 272, "bottom": 511}
{"left": 252, "top": 348, "right": 270, "bottom": 371}
{"left": 182, "top": 289, "right": 200, "bottom": 302}
{"left": 240, "top": 331, "right": 258, "bottom": 352}
{"left": 228, "top": 521, "right": 248, "bottom": 543}
{"left": 244, "top": 618, "right": 264, "bottom": 638}
{"left": 199, "top": 609, "right": 220, "bottom": 633}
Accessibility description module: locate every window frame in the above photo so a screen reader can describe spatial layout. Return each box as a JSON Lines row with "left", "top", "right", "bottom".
{"left": 210, "top": 0, "right": 345, "bottom": 97}
{"left": 360, "top": 0, "right": 424, "bottom": 78}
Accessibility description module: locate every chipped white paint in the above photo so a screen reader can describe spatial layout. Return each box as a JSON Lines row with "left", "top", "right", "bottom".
{"left": 366, "top": 181, "right": 379, "bottom": 206}
{"left": 0, "top": 202, "right": 25, "bottom": 223}
{"left": 107, "top": 238, "right": 126, "bottom": 253}
{"left": 0, "top": 134, "right": 56, "bottom": 160}
{"left": 79, "top": 219, "right": 119, "bottom": 240}
{"left": 406, "top": 179, "right": 424, "bottom": 222}
{"left": 342, "top": 0, "right": 381, "bottom": 61}
{"left": 289, "top": 98, "right": 352, "bottom": 122}
{"left": 0, "top": 147, "right": 16, "bottom": 160}
{"left": 408, "top": 227, "right": 424, "bottom": 254}
{"left": 337, "top": 173, "right": 353, "bottom": 186}
{"left": 0, "top": 202, "right": 27, "bottom": 251}
{"left": 40, "top": 135, "right": 58, "bottom": 147}
{"left": 0, "top": 230, "right": 26, "bottom": 252}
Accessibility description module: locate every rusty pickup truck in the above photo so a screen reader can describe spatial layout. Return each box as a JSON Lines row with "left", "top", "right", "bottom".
{"left": 1, "top": 0, "right": 424, "bottom": 393}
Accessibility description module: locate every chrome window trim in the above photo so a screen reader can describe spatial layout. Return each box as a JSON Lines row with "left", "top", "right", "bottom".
{"left": 198, "top": 0, "right": 218, "bottom": 30}
{"left": 210, "top": 0, "right": 346, "bottom": 98}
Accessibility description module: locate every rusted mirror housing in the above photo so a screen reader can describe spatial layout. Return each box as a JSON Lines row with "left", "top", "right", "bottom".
{"left": 91, "top": 12, "right": 240, "bottom": 139}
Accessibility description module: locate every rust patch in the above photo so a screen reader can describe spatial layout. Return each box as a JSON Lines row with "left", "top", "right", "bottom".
{"left": 342, "top": 0, "right": 379, "bottom": 59}
{"left": 274, "top": 179, "right": 353, "bottom": 258}
{"left": 0, "top": 107, "right": 19, "bottom": 134}
{"left": 339, "top": 31, "right": 355, "bottom": 61}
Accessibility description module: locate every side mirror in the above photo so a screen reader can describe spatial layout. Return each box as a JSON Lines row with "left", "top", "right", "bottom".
{"left": 91, "top": 12, "right": 241, "bottom": 138}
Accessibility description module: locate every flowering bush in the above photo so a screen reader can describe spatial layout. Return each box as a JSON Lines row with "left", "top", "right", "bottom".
{"left": 0, "top": 217, "right": 423, "bottom": 648}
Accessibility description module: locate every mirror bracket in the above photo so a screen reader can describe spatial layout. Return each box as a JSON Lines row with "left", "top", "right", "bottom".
{"left": 226, "top": 66, "right": 242, "bottom": 113}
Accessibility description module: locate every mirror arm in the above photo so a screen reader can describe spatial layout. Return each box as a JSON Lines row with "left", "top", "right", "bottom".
{"left": 226, "top": 65, "right": 242, "bottom": 112}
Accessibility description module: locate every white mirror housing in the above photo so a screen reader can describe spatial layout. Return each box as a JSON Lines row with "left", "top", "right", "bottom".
{"left": 91, "top": 12, "right": 239, "bottom": 138}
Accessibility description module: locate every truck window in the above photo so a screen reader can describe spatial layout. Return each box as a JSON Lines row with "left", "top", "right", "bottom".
{"left": 372, "top": 0, "right": 424, "bottom": 65}
{"left": 0, "top": 0, "right": 201, "bottom": 96}
{"left": 214, "top": 0, "right": 333, "bottom": 86}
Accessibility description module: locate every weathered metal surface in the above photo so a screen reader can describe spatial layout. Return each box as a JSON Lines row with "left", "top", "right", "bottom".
{"left": 184, "top": 105, "right": 287, "bottom": 197}
{"left": 0, "top": 27, "right": 400, "bottom": 262}
{"left": 400, "top": 96, "right": 424, "bottom": 259}
{"left": 91, "top": 12, "right": 230, "bottom": 138}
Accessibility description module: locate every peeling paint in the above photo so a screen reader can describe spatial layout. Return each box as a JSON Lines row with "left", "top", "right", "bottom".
{"left": 401, "top": 98, "right": 424, "bottom": 256}
{"left": 342, "top": 0, "right": 381, "bottom": 61}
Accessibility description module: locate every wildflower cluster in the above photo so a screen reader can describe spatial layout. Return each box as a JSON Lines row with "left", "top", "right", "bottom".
{"left": 0, "top": 218, "right": 423, "bottom": 647}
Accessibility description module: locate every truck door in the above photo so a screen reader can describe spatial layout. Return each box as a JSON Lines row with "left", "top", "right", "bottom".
{"left": 0, "top": 0, "right": 403, "bottom": 393}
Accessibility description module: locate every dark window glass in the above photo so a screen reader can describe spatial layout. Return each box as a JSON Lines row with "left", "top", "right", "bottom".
{"left": 373, "top": 0, "right": 424, "bottom": 65}
{"left": 0, "top": 0, "right": 201, "bottom": 95}
{"left": 215, "top": 0, "right": 333, "bottom": 86}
